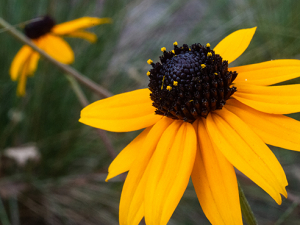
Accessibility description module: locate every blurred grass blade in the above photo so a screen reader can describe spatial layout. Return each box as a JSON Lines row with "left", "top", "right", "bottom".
{"left": 9, "top": 195, "right": 20, "bottom": 225}
{"left": 0, "top": 196, "right": 11, "bottom": 225}
{"left": 274, "top": 201, "right": 299, "bottom": 225}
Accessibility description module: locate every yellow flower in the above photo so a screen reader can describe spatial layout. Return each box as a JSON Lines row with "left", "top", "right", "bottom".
{"left": 10, "top": 15, "right": 111, "bottom": 96}
{"left": 79, "top": 27, "right": 300, "bottom": 225}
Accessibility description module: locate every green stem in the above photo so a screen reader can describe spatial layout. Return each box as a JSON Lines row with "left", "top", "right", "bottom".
{"left": 238, "top": 181, "right": 258, "bottom": 225}
{"left": 0, "top": 17, "right": 112, "bottom": 98}
{"left": 65, "top": 74, "right": 89, "bottom": 107}
{"left": 65, "top": 74, "right": 117, "bottom": 159}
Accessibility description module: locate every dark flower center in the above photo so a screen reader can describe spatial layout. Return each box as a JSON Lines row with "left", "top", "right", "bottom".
{"left": 148, "top": 43, "right": 237, "bottom": 123}
{"left": 24, "top": 16, "right": 55, "bottom": 39}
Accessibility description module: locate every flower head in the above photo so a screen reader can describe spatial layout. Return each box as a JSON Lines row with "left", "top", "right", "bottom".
{"left": 10, "top": 15, "right": 111, "bottom": 96}
{"left": 148, "top": 42, "right": 237, "bottom": 121}
{"left": 79, "top": 27, "right": 300, "bottom": 225}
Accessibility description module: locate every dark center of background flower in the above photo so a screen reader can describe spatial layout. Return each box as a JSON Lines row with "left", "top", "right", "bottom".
{"left": 148, "top": 43, "right": 237, "bottom": 123}
{"left": 24, "top": 16, "right": 55, "bottom": 39}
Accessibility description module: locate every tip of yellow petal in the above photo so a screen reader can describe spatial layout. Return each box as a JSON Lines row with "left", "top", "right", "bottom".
{"left": 282, "top": 188, "right": 288, "bottom": 199}
{"left": 213, "top": 26, "right": 257, "bottom": 64}
{"left": 247, "top": 26, "right": 257, "bottom": 35}
{"left": 161, "top": 47, "right": 166, "bottom": 52}
{"left": 94, "top": 17, "right": 113, "bottom": 25}
{"left": 173, "top": 41, "right": 178, "bottom": 46}
{"left": 17, "top": 91, "right": 26, "bottom": 97}
{"left": 105, "top": 171, "right": 114, "bottom": 182}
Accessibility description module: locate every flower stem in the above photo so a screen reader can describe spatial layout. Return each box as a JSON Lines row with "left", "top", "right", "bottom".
{"left": 238, "top": 181, "right": 258, "bottom": 225}
{"left": 65, "top": 74, "right": 117, "bottom": 159}
{"left": 65, "top": 74, "right": 89, "bottom": 106}
{"left": 0, "top": 17, "right": 112, "bottom": 98}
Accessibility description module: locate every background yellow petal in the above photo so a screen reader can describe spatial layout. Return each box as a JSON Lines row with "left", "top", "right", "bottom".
{"left": 213, "top": 27, "right": 256, "bottom": 64}
{"left": 232, "top": 59, "right": 300, "bottom": 86}
{"left": 192, "top": 119, "right": 242, "bottom": 225}
{"left": 66, "top": 30, "right": 97, "bottom": 43}
{"left": 145, "top": 122, "right": 197, "bottom": 225}
{"left": 51, "top": 17, "right": 112, "bottom": 35}
{"left": 106, "top": 126, "right": 152, "bottom": 181}
{"left": 79, "top": 89, "right": 162, "bottom": 132}
{"left": 226, "top": 99, "right": 300, "bottom": 151}
{"left": 10, "top": 45, "right": 33, "bottom": 80}
{"left": 16, "top": 58, "right": 31, "bottom": 97}
{"left": 27, "top": 51, "right": 40, "bottom": 77}
{"left": 206, "top": 110, "right": 288, "bottom": 204}
{"left": 39, "top": 34, "right": 74, "bottom": 64}
{"left": 119, "top": 117, "right": 173, "bottom": 225}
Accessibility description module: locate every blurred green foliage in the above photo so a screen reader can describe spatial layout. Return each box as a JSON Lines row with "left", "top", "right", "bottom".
{"left": 0, "top": 0, "right": 300, "bottom": 224}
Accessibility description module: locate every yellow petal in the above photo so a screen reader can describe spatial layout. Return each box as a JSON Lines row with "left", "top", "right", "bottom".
{"left": 191, "top": 119, "right": 242, "bottom": 225}
{"left": 206, "top": 109, "right": 287, "bottom": 204}
{"left": 39, "top": 34, "right": 74, "bottom": 64}
{"left": 145, "top": 121, "right": 197, "bottom": 225}
{"left": 10, "top": 45, "right": 33, "bottom": 81}
{"left": 119, "top": 117, "right": 173, "bottom": 225}
{"left": 126, "top": 169, "right": 148, "bottom": 225}
{"left": 79, "top": 89, "right": 162, "bottom": 132}
{"left": 66, "top": 30, "right": 97, "bottom": 43}
{"left": 213, "top": 27, "right": 256, "bottom": 64}
{"left": 233, "top": 84, "right": 300, "bottom": 114}
{"left": 226, "top": 99, "right": 300, "bottom": 151}
{"left": 27, "top": 50, "right": 40, "bottom": 77}
{"left": 232, "top": 59, "right": 300, "bottom": 86}
{"left": 51, "top": 17, "right": 112, "bottom": 35}
{"left": 145, "top": 121, "right": 182, "bottom": 225}
{"left": 106, "top": 126, "right": 152, "bottom": 181}
{"left": 236, "top": 83, "right": 300, "bottom": 95}
{"left": 16, "top": 56, "right": 31, "bottom": 97}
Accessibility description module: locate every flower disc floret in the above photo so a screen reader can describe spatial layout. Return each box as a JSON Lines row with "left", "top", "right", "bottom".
{"left": 24, "top": 16, "right": 55, "bottom": 39}
{"left": 148, "top": 43, "right": 238, "bottom": 122}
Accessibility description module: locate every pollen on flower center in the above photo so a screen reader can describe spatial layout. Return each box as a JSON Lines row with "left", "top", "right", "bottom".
{"left": 24, "top": 16, "right": 55, "bottom": 39}
{"left": 148, "top": 43, "right": 237, "bottom": 122}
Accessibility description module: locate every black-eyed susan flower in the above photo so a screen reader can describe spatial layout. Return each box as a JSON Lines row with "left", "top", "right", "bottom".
{"left": 10, "top": 15, "right": 111, "bottom": 96}
{"left": 79, "top": 27, "right": 300, "bottom": 225}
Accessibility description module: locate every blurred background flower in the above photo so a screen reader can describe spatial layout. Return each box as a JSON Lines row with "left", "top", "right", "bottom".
{"left": 9, "top": 15, "right": 111, "bottom": 96}
{"left": 0, "top": 0, "right": 300, "bottom": 225}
